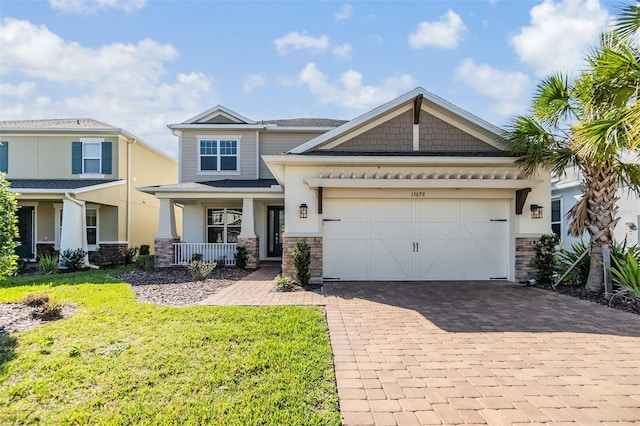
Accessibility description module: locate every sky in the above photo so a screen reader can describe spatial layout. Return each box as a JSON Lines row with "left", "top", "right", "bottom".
{"left": 0, "top": 0, "right": 627, "bottom": 158}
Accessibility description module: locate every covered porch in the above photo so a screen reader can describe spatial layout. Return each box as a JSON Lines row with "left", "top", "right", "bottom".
{"left": 138, "top": 180, "right": 284, "bottom": 268}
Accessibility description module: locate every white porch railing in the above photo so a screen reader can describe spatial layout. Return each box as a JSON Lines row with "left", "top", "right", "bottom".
{"left": 174, "top": 243, "right": 238, "bottom": 266}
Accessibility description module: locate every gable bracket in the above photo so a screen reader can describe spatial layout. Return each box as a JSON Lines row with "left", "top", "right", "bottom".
{"left": 413, "top": 94, "right": 423, "bottom": 124}
{"left": 515, "top": 187, "right": 532, "bottom": 215}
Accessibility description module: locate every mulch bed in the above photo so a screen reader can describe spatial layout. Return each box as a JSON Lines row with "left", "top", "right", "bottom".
{"left": 0, "top": 266, "right": 251, "bottom": 335}
{"left": 112, "top": 266, "right": 250, "bottom": 306}
{"left": 534, "top": 282, "right": 640, "bottom": 315}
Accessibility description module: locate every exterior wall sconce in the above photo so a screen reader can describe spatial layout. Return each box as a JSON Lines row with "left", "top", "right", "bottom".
{"left": 299, "top": 203, "right": 308, "bottom": 219}
{"left": 530, "top": 204, "right": 543, "bottom": 219}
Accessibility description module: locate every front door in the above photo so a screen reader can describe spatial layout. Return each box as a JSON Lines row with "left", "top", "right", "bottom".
{"left": 267, "top": 206, "right": 285, "bottom": 257}
{"left": 16, "top": 206, "right": 34, "bottom": 260}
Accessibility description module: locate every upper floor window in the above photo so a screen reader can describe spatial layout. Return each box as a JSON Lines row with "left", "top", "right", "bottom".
{"left": 551, "top": 198, "right": 562, "bottom": 239}
{"left": 72, "top": 140, "right": 112, "bottom": 176}
{"left": 198, "top": 137, "right": 239, "bottom": 173}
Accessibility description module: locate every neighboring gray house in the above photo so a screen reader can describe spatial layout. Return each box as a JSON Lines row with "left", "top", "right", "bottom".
{"left": 551, "top": 166, "right": 640, "bottom": 249}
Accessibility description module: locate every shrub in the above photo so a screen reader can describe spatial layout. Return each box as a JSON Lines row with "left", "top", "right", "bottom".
{"left": 32, "top": 300, "right": 64, "bottom": 321}
{"left": 0, "top": 173, "right": 19, "bottom": 279}
{"left": 292, "top": 240, "right": 311, "bottom": 288}
{"left": 555, "top": 241, "right": 591, "bottom": 286}
{"left": 185, "top": 260, "right": 217, "bottom": 281}
{"left": 139, "top": 244, "right": 151, "bottom": 256}
{"left": 275, "top": 275, "right": 296, "bottom": 292}
{"left": 59, "top": 248, "right": 86, "bottom": 271}
{"left": 136, "top": 255, "right": 155, "bottom": 271}
{"left": 191, "top": 253, "right": 203, "bottom": 262}
{"left": 121, "top": 246, "right": 139, "bottom": 265}
{"left": 22, "top": 293, "right": 50, "bottom": 307}
{"left": 534, "top": 234, "right": 559, "bottom": 284}
{"left": 235, "top": 246, "right": 248, "bottom": 269}
{"left": 38, "top": 254, "right": 58, "bottom": 275}
{"left": 610, "top": 248, "right": 640, "bottom": 298}
{"left": 93, "top": 245, "right": 123, "bottom": 267}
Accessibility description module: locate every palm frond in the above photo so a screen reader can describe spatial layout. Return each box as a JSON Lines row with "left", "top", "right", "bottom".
{"left": 614, "top": 3, "right": 640, "bottom": 39}
{"left": 533, "top": 74, "right": 574, "bottom": 127}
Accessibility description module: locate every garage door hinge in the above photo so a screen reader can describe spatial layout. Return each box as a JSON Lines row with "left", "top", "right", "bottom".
{"left": 490, "top": 277, "right": 508, "bottom": 280}
{"left": 322, "top": 219, "right": 341, "bottom": 222}
{"left": 490, "top": 219, "right": 507, "bottom": 222}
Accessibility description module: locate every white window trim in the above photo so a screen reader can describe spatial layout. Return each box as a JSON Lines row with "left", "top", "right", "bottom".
{"left": 205, "top": 207, "right": 242, "bottom": 244}
{"left": 551, "top": 196, "right": 562, "bottom": 240}
{"left": 80, "top": 138, "right": 105, "bottom": 178}
{"left": 54, "top": 204, "right": 63, "bottom": 250}
{"left": 85, "top": 206, "right": 99, "bottom": 251}
{"left": 197, "top": 135, "right": 241, "bottom": 175}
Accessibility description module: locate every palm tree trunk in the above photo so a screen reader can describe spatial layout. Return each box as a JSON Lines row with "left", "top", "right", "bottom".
{"left": 576, "top": 163, "right": 619, "bottom": 293}
{"left": 586, "top": 243, "right": 605, "bottom": 292}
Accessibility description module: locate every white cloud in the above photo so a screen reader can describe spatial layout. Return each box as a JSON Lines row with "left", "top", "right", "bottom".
{"left": 273, "top": 31, "right": 329, "bottom": 55}
{"left": 510, "top": 0, "right": 610, "bottom": 76}
{"left": 455, "top": 58, "right": 530, "bottom": 116}
{"left": 409, "top": 10, "right": 466, "bottom": 49}
{"left": 0, "top": 82, "right": 36, "bottom": 98}
{"left": 335, "top": 4, "right": 353, "bottom": 21}
{"left": 49, "top": 0, "right": 147, "bottom": 14}
{"left": 332, "top": 43, "right": 352, "bottom": 58}
{"left": 0, "top": 18, "right": 213, "bottom": 157}
{"left": 243, "top": 73, "right": 266, "bottom": 93}
{"left": 297, "top": 62, "right": 414, "bottom": 111}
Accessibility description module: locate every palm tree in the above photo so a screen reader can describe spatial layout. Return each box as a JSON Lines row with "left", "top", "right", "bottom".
{"left": 504, "top": 32, "right": 640, "bottom": 293}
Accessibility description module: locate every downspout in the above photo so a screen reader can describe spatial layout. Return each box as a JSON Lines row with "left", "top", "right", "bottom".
{"left": 126, "top": 137, "right": 135, "bottom": 246}
{"left": 63, "top": 192, "right": 98, "bottom": 269}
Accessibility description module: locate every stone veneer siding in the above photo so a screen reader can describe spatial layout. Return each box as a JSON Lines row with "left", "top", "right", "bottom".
{"left": 154, "top": 237, "right": 180, "bottom": 267}
{"left": 515, "top": 237, "right": 540, "bottom": 282}
{"left": 282, "top": 236, "right": 323, "bottom": 284}
{"left": 237, "top": 236, "right": 259, "bottom": 269}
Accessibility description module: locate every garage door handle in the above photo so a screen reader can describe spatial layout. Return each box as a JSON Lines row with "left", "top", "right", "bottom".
{"left": 323, "top": 219, "right": 341, "bottom": 222}
{"left": 490, "top": 219, "right": 507, "bottom": 222}
{"left": 416, "top": 242, "right": 419, "bottom": 252}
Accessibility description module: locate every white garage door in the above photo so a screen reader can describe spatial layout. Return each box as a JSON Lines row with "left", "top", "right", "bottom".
{"left": 323, "top": 199, "right": 510, "bottom": 281}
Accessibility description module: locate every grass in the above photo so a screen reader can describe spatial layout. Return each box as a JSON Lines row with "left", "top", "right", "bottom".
{"left": 0, "top": 270, "right": 340, "bottom": 425}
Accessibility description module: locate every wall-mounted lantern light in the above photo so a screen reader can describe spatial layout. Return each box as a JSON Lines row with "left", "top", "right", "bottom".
{"left": 299, "top": 203, "right": 308, "bottom": 219}
{"left": 530, "top": 204, "right": 543, "bottom": 219}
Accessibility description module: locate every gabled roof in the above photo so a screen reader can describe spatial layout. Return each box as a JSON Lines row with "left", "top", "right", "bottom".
{"left": 289, "top": 87, "right": 505, "bottom": 154}
{"left": 183, "top": 105, "right": 256, "bottom": 125}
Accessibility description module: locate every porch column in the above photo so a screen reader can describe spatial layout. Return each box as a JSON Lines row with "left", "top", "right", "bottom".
{"left": 60, "top": 195, "right": 89, "bottom": 267}
{"left": 238, "top": 197, "right": 259, "bottom": 269}
{"left": 154, "top": 198, "right": 179, "bottom": 267}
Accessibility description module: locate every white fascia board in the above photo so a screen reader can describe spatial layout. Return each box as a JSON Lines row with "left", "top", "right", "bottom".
{"left": 183, "top": 105, "right": 256, "bottom": 125}
{"left": 552, "top": 180, "right": 581, "bottom": 190}
{"left": 304, "top": 177, "right": 541, "bottom": 189}
{"left": 138, "top": 186, "right": 283, "bottom": 194}
{"left": 152, "top": 190, "right": 284, "bottom": 200}
{"left": 168, "top": 124, "right": 266, "bottom": 130}
{"left": 289, "top": 87, "right": 505, "bottom": 154}
{"left": 263, "top": 154, "right": 517, "bottom": 167}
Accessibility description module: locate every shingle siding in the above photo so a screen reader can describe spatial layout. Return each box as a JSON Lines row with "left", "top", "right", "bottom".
{"left": 259, "top": 132, "right": 322, "bottom": 178}
{"left": 419, "top": 112, "right": 500, "bottom": 152}
{"left": 335, "top": 110, "right": 414, "bottom": 152}
{"left": 180, "top": 130, "right": 257, "bottom": 183}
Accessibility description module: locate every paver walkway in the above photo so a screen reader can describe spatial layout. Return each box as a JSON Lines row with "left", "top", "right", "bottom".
{"left": 202, "top": 268, "right": 640, "bottom": 425}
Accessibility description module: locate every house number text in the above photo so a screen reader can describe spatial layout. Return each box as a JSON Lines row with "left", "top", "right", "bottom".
{"left": 410, "top": 191, "right": 427, "bottom": 198}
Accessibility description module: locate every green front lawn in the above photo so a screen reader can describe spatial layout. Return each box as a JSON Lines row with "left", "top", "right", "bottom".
{"left": 0, "top": 270, "right": 340, "bottom": 425}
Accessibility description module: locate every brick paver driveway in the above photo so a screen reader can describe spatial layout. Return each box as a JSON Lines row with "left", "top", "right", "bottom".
{"left": 202, "top": 269, "right": 640, "bottom": 425}
{"left": 324, "top": 281, "right": 640, "bottom": 425}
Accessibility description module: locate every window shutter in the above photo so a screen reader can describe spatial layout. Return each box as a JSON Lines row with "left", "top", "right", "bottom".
{"left": 101, "top": 142, "right": 112, "bottom": 174}
{"left": 0, "top": 142, "right": 8, "bottom": 173}
{"left": 72, "top": 141, "right": 82, "bottom": 174}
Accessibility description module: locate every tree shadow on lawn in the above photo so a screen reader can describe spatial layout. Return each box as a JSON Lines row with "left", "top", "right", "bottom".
{"left": 324, "top": 280, "right": 640, "bottom": 337}
{"left": 0, "top": 333, "right": 17, "bottom": 377}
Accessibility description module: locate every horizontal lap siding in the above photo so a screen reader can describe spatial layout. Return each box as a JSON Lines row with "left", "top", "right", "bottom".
{"left": 180, "top": 130, "right": 257, "bottom": 183}
{"left": 259, "top": 132, "right": 323, "bottom": 179}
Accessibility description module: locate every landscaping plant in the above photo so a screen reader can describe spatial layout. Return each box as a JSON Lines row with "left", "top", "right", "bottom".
{"left": 136, "top": 254, "right": 155, "bottom": 271}
{"left": 275, "top": 275, "right": 296, "bottom": 292}
{"left": 139, "top": 244, "right": 150, "bottom": 256}
{"left": 185, "top": 260, "right": 217, "bottom": 281}
{"left": 534, "top": 234, "right": 559, "bottom": 284}
{"left": 0, "top": 172, "right": 18, "bottom": 279}
{"left": 59, "top": 248, "right": 86, "bottom": 271}
{"left": 291, "top": 240, "right": 311, "bottom": 288}
{"left": 234, "top": 246, "right": 248, "bottom": 269}
{"left": 120, "top": 246, "right": 139, "bottom": 265}
{"left": 37, "top": 254, "right": 58, "bottom": 275}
